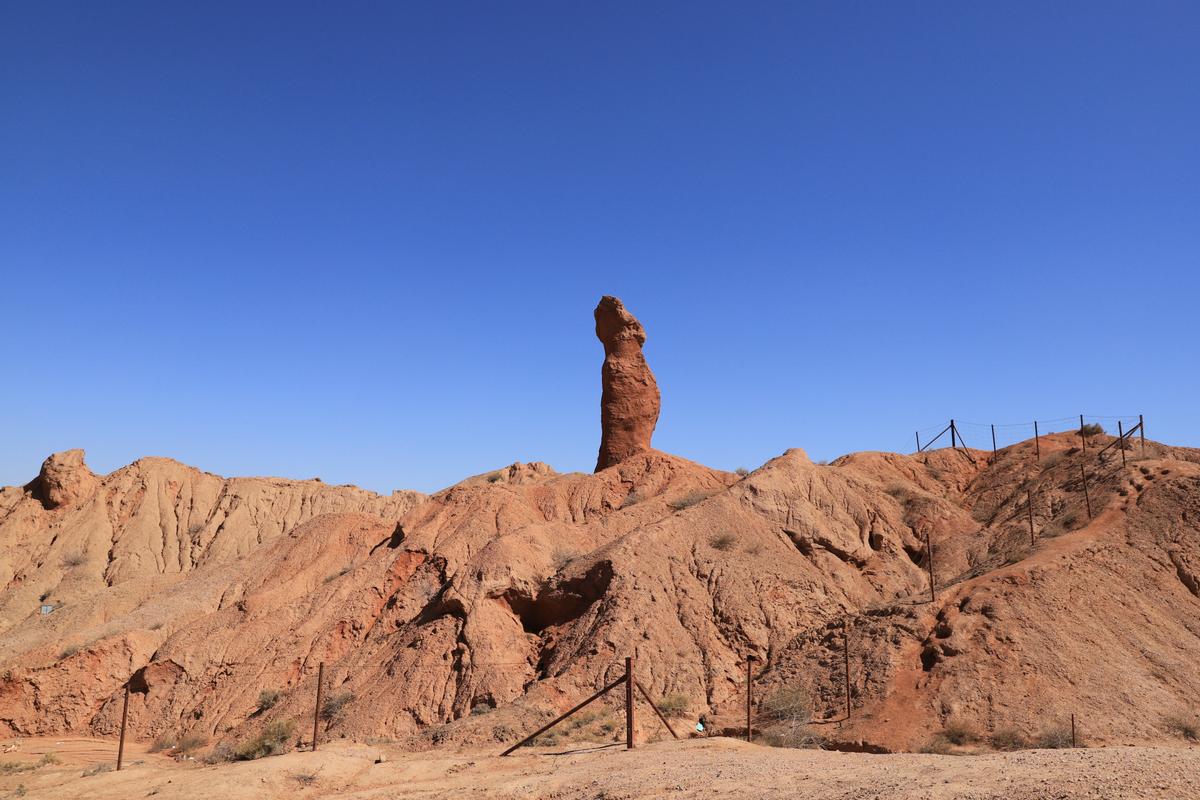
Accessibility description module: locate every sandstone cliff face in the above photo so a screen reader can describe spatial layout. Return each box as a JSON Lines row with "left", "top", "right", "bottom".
{"left": 4, "top": 433, "right": 1199, "bottom": 755}
{"left": 595, "top": 296, "right": 660, "bottom": 471}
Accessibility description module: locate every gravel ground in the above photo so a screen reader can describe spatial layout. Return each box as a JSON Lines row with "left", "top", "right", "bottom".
{"left": 4, "top": 736, "right": 1198, "bottom": 799}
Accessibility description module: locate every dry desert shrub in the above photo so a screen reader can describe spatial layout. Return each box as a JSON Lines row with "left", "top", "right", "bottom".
{"left": 234, "top": 719, "right": 295, "bottom": 760}
{"left": 709, "top": 532, "right": 737, "bottom": 551}
{"left": 149, "top": 733, "right": 176, "bottom": 753}
{"left": 656, "top": 694, "right": 690, "bottom": 717}
{"left": 1034, "top": 726, "right": 1074, "bottom": 749}
{"left": 990, "top": 727, "right": 1027, "bottom": 751}
{"left": 176, "top": 733, "right": 208, "bottom": 756}
{"left": 82, "top": 763, "right": 114, "bottom": 777}
{"left": 735, "top": 467, "right": 750, "bottom": 477}
{"left": 257, "top": 688, "right": 281, "bottom": 711}
{"left": 0, "top": 762, "right": 36, "bottom": 775}
{"left": 61, "top": 552, "right": 86, "bottom": 568}
{"left": 321, "top": 691, "right": 355, "bottom": 721}
{"left": 290, "top": 772, "right": 318, "bottom": 786}
{"left": 941, "top": 719, "right": 978, "bottom": 745}
{"left": 1164, "top": 713, "right": 1200, "bottom": 741}
{"left": 918, "top": 735, "right": 954, "bottom": 755}
{"left": 669, "top": 491, "right": 709, "bottom": 510}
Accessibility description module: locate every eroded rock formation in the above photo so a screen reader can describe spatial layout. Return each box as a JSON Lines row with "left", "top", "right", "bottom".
{"left": 594, "top": 296, "right": 660, "bottom": 471}
{"left": 26, "top": 449, "right": 99, "bottom": 509}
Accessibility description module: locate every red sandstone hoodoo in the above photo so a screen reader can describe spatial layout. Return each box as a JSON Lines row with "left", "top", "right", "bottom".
{"left": 594, "top": 295, "right": 660, "bottom": 471}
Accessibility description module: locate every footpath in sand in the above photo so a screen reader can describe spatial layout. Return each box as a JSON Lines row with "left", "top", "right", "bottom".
{"left": 3, "top": 736, "right": 1199, "bottom": 800}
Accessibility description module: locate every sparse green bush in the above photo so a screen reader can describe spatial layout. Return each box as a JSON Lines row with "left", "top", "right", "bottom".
{"left": 656, "top": 694, "right": 690, "bottom": 717}
{"left": 669, "top": 491, "right": 708, "bottom": 510}
{"left": 61, "top": 552, "right": 86, "bottom": 568}
{"left": 1079, "top": 423, "right": 1104, "bottom": 437}
{"left": 486, "top": 472, "right": 502, "bottom": 484}
{"left": 1165, "top": 713, "right": 1199, "bottom": 741}
{"left": 735, "top": 467, "right": 750, "bottom": 477}
{"left": 320, "top": 691, "right": 354, "bottom": 722}
{"left": 234, "top": 719, "right": 295, "bottom": 760}
{"left": 37, "top": 753, "right": 60, "bottom": 766}
{"left": 257, "top": 689, "right": 281, "bottom": 711}
{"left": 941, "top": 719, "right": 978, "bottom": 745}
{"left": 990, "top": 727, "right": 1026, "bottom": 751}
{"left": 470, "top": 703, "right": 493, "bottom": 716}
{"left": 1034, "top": 726, "right": 1074, "bottom": 749}
{"left": 709, "top": 532, "right": 737, "bottom": 551}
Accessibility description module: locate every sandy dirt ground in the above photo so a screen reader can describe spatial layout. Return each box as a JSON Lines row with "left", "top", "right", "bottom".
{"left": 2, "top": 736, "right": 1198, "bottom": 800}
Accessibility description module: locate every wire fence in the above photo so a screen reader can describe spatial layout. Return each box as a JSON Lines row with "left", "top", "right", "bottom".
{"left": 912, "top": 413, "right": 1144, "bottom": 454}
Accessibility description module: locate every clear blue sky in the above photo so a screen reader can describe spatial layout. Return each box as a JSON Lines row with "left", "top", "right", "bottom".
{"left": 2, "top": 2, "right": 1197, "bottom": 494}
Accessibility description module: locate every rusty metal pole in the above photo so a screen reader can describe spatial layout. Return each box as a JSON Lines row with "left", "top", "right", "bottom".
{"left": 950, "top": 419, "right": 957, "bottom": 449}
{"left": 925, "top": 529, "right": 936, "bottom": 603}
{"left": 745, "top": 655, "right": 754, "bottom": 742}
{"left": 1071, "top": 713, "right": 1077, "bottom": 748}
{"left": 116, "top": 682, "right": 130, "bottom": 771}
{"left": 1080, "top": 414, "right": 1086, "bottom": 452}
{"left": 1118, "top": 421, "right": 1127, "bottom": 467}
{"left": 991, "top": 424, "right": 997, "bottom": 456}
{"left": 1080, "top": 464, "right": 1092, "bottom": 519}
{"left": 1139, "top": 414, "right": 1146, "bottom": 454}
{"left": 501, "top": 674, "right": 628, "bottom": 755}
{"left": 312, "top": 662, "right": 325, "bottom": 752}
{"left": 625, "top": 657, "right": 634, "bottom": 750}
{"left": 1027, "top": 490, "right": 1035, "bottom": 546}
{"left": 842, "top": 619, "right": 851, "bottom": 720}
{"left": 1034, "top": 421, "right": 1040, "bottom": 460}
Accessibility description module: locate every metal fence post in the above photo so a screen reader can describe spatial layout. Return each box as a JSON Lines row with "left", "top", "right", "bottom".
{"left": 1118, "top": 421, "right": 1127, "bottom": 467}
{"left": 842, "top": 619, "right": 852, "bottom": 720}
{"left": 1027, "top": 490, "right": 1035, "bottom": 545}
{"left": 925, "top": 529, "right": 936, "bottom": 603}
{"left": 312, "top": 662, "right": 325, "bottom": 752}
{"left": 116, "top": 682, "right": 130, "bottom": 771}
{"left": 745, "top": 656, "right": 754, "bottom": 742}
{"left": 1080, "top": 464, "right": 1092, "bottom": 519}
{"left": 625, "top": 657, "right": 634, "bottom": 750}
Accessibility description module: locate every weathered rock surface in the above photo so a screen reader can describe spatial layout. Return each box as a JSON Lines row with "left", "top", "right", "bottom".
{"left": 25, "top": 449, "right": 99, "bottom": 510}
{"left": 594, "top": 296, "right": 660, "bottom": 471}
{"left": 2, "top": 434, "right": 1199, "bottom": 756}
